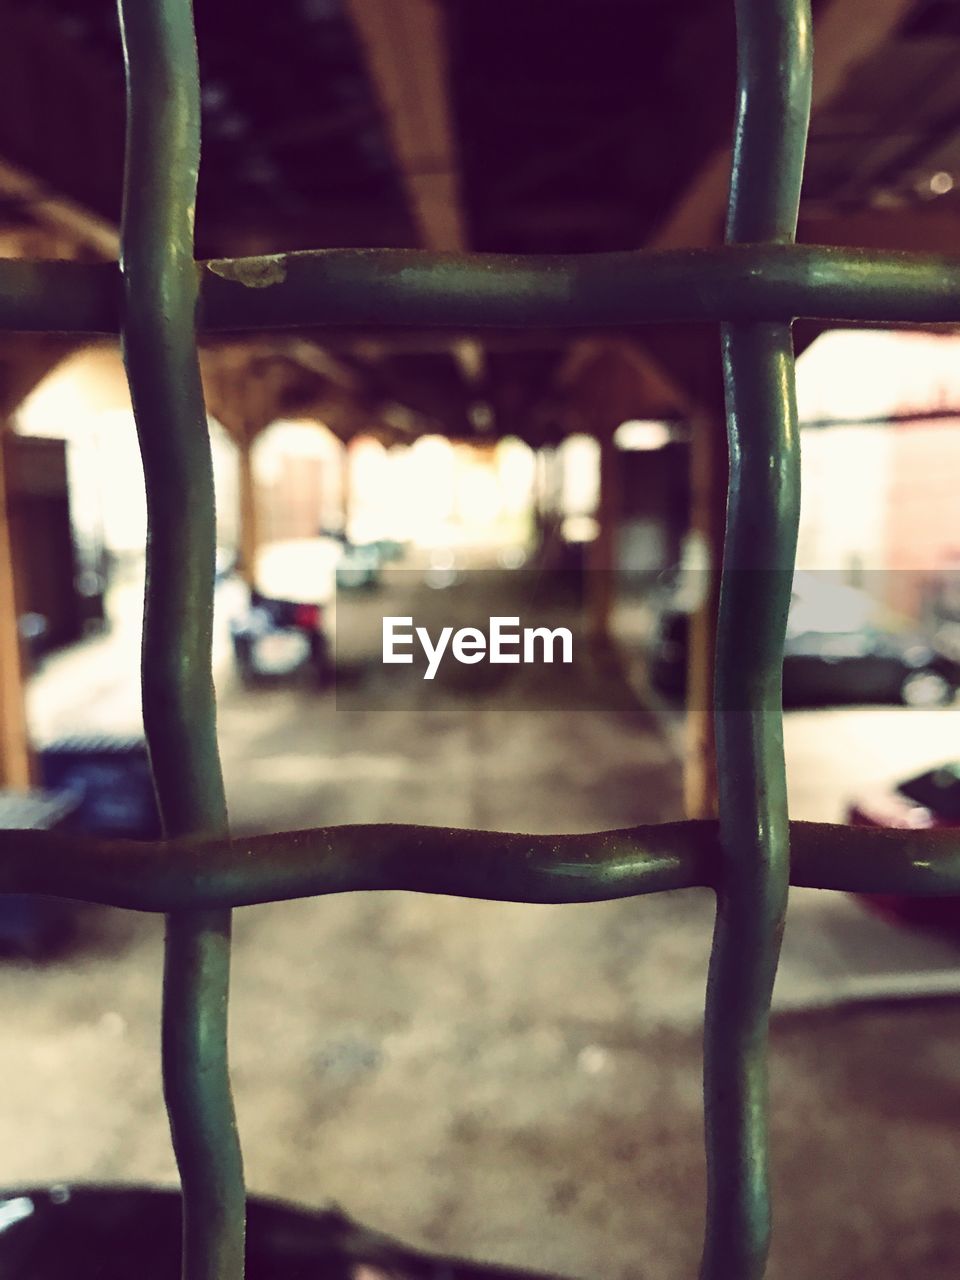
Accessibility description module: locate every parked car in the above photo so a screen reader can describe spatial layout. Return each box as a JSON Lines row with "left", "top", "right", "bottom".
{"left": 847, "top": 761, "right": 960, "bottom": 929}
{"left": 230, "top": 538, "right": 338, "bottom": 685}
{"left": 317, "top": 527, "right": 385, "bottom": 590}
{"left": 650, "top": 574, "right": 960, "bottom": 707}
{"left": 0, "top": 789, "right": 80, "bottom": 957}
{"left": 0, "top": 1183, "right": 560, "bottom": 1279}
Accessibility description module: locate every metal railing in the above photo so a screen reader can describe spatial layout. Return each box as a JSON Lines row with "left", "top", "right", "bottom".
{"left": 3, "top": 0, "right": 959, "bottom": 1277}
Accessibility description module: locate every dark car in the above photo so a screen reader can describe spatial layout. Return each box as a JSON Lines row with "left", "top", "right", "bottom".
{"left": 230, "top": 590, "right": 331, "bottom": 685}
{"left": 0, "top": 1184, "right": 558, "bottom": 1280}
{"left": 848, "top": 761, "right": 960, "bottom": 929}
{"left": 229, "top": 538, "right": 337, "bottom": 685}
{"left": 650, "top": 576, "right": 960, "bottom": 707}
{"left": 317, "top": 527, "right": 385, "bottom": 590}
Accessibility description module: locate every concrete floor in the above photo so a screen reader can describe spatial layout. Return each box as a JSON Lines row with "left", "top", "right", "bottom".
{"left": 5, "top": 567, "right": 960, "bottom": 1279}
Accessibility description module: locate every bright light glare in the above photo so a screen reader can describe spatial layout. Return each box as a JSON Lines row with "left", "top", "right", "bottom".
{"left": 614, "top": 420, "right": 673, "bottom": 451}
{"left": 930, "top": 171, "right": 954, "bottom": 196}
{"left": 562, "top": 515, "right": 599, "bottom": 543}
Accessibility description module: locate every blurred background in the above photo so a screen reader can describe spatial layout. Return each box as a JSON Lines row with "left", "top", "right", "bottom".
{"left": 3, "top": 1, "right": 960, "bottom": 1278}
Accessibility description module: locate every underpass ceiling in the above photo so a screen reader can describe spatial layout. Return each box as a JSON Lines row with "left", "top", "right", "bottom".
{"left": 3, "top": 0, "right": 960, "bottom": 438}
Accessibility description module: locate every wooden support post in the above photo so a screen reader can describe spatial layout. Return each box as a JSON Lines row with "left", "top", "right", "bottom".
{"left": 0, "top": 343, "right": 81, "bottom": 793}
{"left": 340, "top": 439, "right": 352, "bottom": 536}
{"left": 0, "top": 432, "right": 31, "bottom": 789}
{"left": 236, "top": 431, "right": 259, "bottom": 589}
{"left": 684, "top": 412, "right": 727, "bottom": 819}
{"left": 587, "top": 429, "right": 620, "bottom": 648}
{"left": 534, "top": 445, "right": 557, "bottom": 547}
{"left": 533, "top": 447, "right": 545, "bottom": 536}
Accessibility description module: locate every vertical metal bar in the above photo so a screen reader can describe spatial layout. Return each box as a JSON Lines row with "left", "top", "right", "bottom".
{"left": 700, "top": 2, "right": 811, "bottom": 1279}
{"left": 116, "top": 2, "right": 245, "bottom": 1278}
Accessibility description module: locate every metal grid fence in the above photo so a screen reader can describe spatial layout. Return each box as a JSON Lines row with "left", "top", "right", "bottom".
{"left": 3, "top": 0, "right": 960, "bottom": 1277}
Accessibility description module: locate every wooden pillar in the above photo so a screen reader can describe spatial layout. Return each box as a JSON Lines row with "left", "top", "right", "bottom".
{"left": 587, "top": 429, "right": 620, "bottom": 646}
{"left": 0, "top": 341, "right": 81, "bottom": 791}
{"left": 534, "top": 447, "right": 548, "bottom": 539}
{"left": 533, "top": 445, "right": 558, "bottom": 547}
{"left": 0, "top": 432, "right": 31, "bottom": 789}
{"left": 683, "top": 411, "right": 727, "bottom": 819}
{"left": 340, "top": 439, "right": 352, "bottom": 535}
{"left": 236, "top": 430, "right": 259, "bottom": 588}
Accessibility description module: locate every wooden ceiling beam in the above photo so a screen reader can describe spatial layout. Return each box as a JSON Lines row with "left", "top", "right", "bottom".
{"left": 0, "top": 3, "right": 123, "bottom": 246}
{"left": 345, "top": 0, "right": 486, "bottom": 391}
{"left": 550, "top": 338, "right": 693, "bottom": 435}
{"left": 0, "top": 158, "right": 118, "bottom": 259}
{"left": 201, "top": 345, "right": 391, "bottom": 446}
{"left": 346, "top": 0, "right": 466, "bottom": 254}
{"left": 601, "top": 0, "right": 923, "bottom": 428}
{"left": 649, "top": 0, "right": 920, "bottom": 251}
{"left": 0, "top": 5, "right": 120, "bottom": 260}
{"left": 799, "top": 204, "right": 960, "bottom": 253}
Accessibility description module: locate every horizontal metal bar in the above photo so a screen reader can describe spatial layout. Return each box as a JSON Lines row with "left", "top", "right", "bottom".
{"left": 0, "top": 820, "right": 958, "bottom": 911}
{"left": 4, "top": 245, "right": 960, "bottom": 335}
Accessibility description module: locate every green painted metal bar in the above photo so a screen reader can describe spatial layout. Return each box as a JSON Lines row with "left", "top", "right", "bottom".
{"left": 2, "top": 0, "right": 958, "bottom": 1274}
{"left": 116, "top": 1, "right": 244, "bottom": 1278}
{"left": 702, "top": 2, "right": 811, "bottom": 1278}
{"left": 2, "top": 820, "right": 960, "bottom": 911}
{"left": 10, "top": 244, "right": 960, "bottom": 334}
